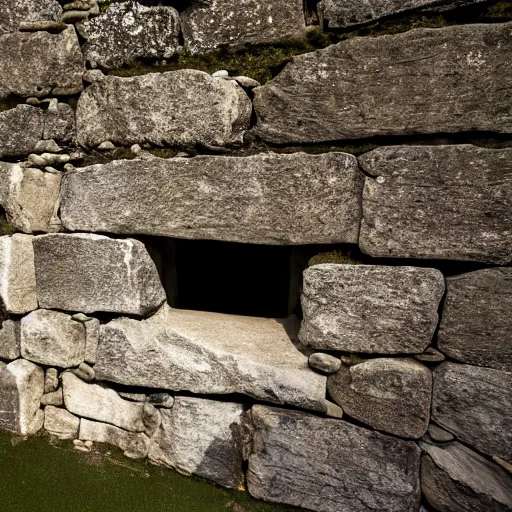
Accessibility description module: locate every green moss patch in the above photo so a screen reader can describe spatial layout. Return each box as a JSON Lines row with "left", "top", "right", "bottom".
{"left": 308, "top": 250, "right": 363, "bottom": 267}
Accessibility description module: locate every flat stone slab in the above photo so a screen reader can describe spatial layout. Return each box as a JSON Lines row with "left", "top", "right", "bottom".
{"left": 0, "top": 0, "right": 62, "bottom": 34}
{"left": 299, "top": 264, "right": 444, "bottom": 353}
{"left": 84, "top": 1, "right": 181, "bottom": 69}
{"left": 33, "top": 234, "right": 166, "bottom": 316}
{"left": 76, "top": 70, "right": 252, "bottom": 149}
{"left": 432, "top": 362, "right": 512, "bottom": 461}
{"left": 421, "top": 441, "right": 512, "bottom": 512}
{"left": 0, "top": 320, "right": 20, "bottom": 361}
{"left": 359, "top": 145, "right": 512, "bottom": 264}
{"left": 327, "top": 358, "right": 432, "bottom": 438}
{"left": 60, "top": 152, "right": 362, "bottom": 244}
{"left": 95, "top": 304, "right": 327, "bottom": 412}
{"left": 149, "top": 397, "right": 244, "bottom": 488}
{"left": 0, "top": 106, "right": 43, "bottom": 159}
{"left": 253, "top": 23, "right": 512, "bottom": 143}
{"left": 438, "top": 268, "right": 512, "bottom": 371}
{"left": 182, "top": 0, "right": 305, "bottom": 54}
{"left": 0, "top": 27, "right": 84, "bottom": 100}
{"left": 246, "top": 405, "right": 421, "bottom": 512}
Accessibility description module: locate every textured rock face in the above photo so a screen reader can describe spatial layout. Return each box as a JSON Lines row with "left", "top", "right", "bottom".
{"left": 80, "top": 419, "right": 150, "bottom": 459}
{"left": 21, "top": 310, "right": 86, "bottom": 368}
{"left": 0, "top": 163, "right": 61, "bottom": 233}
{"left": 246, "top": 406, "right": 421, "bottom": 512}
{"left": 0, "top": 320, "right": 20, "bottom": 361}
{"left": 0, "top": 107, "right": 43, "bottom": 158}
{"left": 421, "top": 442, "right": 512, "bottom": 512}
{"left": 96, "top": 304, "right": 327, "bottom": 412}
{"left": 60, "top": 152, "right": 362, "bottom": 244}
{"left": 254, "top": 23, "right": 512, "bottom": 143}
{"left": 328, "top": 358, "right": 432, "bottom": 438}
{"left": 438, "top": 268, "right": 512, "bottom": 371}
{"left": 33, "top": 234, "right": 166, "bottom": 316}
{"left": 149, "top": 397, "right": 244, "bottom": 488}
{"left": 299, "top": 264, "right": 445, "bottom": 353}
{"left": 44, "top": 406, "right": 79, "bottom": 440}
{"left": 0, "top": 235, "right": 37, "bottom": 315}
{"left": 432, "top": 363, "right": 512, "bottom": 461}
{"left": 84, "top": 1, "right": 181, "bottom": 69}
{"left": 76, "top": 71, "right": 252, "bottom": 149}
{"left": 0, "top": 27, "right": 84, "bottom": 100}
{"left": 182, "top": 0, "right": 305, "bottom": 53}
{"left": 359, "top": 145, "right": 512, "bottom": 264}
{"left": 0, "top": 0, "right": 62, "bottom": 34}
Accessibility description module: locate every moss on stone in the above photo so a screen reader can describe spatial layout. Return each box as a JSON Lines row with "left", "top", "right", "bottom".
{"left": 483, "top": 0, "right": 512, "bottom": 19}
{"left": 308, "top": 250, "right": 362, "bottom": 267}
{"left": 0, "top": 215, "right": 15, "bottom": 236}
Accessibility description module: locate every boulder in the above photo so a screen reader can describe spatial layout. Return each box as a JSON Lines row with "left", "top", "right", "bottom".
{"left": 62, "top": 372, "right": 149, "bottom": 434}
{"left": 149, "top": 397, "right": 244, "bottom": 488}
{"left": 0, "top": 27, "right": 84, "bottom": 100}
{"left": 359, "top": 145, "right": 512, "bottom": 264}
{"left": 0, "top": 163, "right": 61, "bottom": 233}
{"left": 421, "top": 441, "right": 512, "bottom": 511}
{"left": 0, "top": 234, "right": 37, "bottom": 314}
{"left": 327, "top": 358, "right": 432, "bottom": 438}
{"left": 0, "top": 0, "right": 62, "bottom": 34}
{"left": 253, "top": 23, "right": 512, "bottom": 143}
{"left": 44, "top": 405, "right": 79, "bottom": 439}
{"left": 181, "top": 0, "right": 305, "bottom": 53}
{"left": 95, "top": 304, "right": 327, "bottom": 412}
{"left": 0, "top": 359, "right": 44, "bottom": 435}
{"left": 246, "top": 405, "right": 421, "bottom": 512}
{"left": 79, "top": 418, "right": 150, "bottom": 459}
{"left": 0, "top": 320, "right": 20, "bottom": 360}
{"left": 84, "top": 1, "right": 180, "bottom": 69}
{"left": 33, "top": 233, "right": 166, "bottom": 316}
{"left": 60, "top": 152, "right": 363, "bottom": 244}
{"left": 438, "top": 268, "right": 512, "bottom": 371}
{"left": 298, "top": 264, "right": 444, "bottom": 353}
{"left": 432, "top": 362, "right": 512, "bottom": 461}
{"left": 76, "top": 70, "right": 251, "bottom": 149}
{"left": 21, "top": 310, "right": 86, "bottom": 368}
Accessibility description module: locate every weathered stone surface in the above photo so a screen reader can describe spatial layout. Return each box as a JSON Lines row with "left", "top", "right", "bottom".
{"left": 43, "top": 102, "right": 76, "bottom": 143}
{"left": 84, "top": 1, "right": 180, "bottom": 69}
{"left": 62, "top": 372, "right": 147, "bottom": 433}
{"left": 308, "top": 353, "right": 341, "bottom": 374}
{"left": 33, "top": 234, "right": 166, "bottom": 316}
{"left": 246, "top": 405, "right": 421, "bottom": 512}
{"left": 0, "top": 106, "right": 43, "bottom": 158}
{"left": 428, "top": 424, "right": 454, "bottom": 443}
{"left": 415, "top": 347, "right": 445, "bottom": 364}
{"left": 421, "top": 441, "right": 512, "bottom": 512}
{"left": 41, "top": 388, "right": 63, "bottom": 407}
{"left": 299, "top": 264, "right": 444, "bottom": 353}
{"left": 74, "top": 316, "right": 100, "bottom": 365}
{"left": 44, "top": 368, "right": 59, "bottom": 394}
{"left": 71, "top": 362, "right": 95, "bottom": 382}
{"left": 432, "top": 362, "right": 512, "bottom": 461}
{"left": 0, "top": 163, "right": 61, "bottom": 233}
{"left": 149, "top": 397, "right": 244, "bottom": 488}
{"left": 79, "top": 418, "right": 150, "bottom": 459}
{"left": 44, "top": 405, "right": 79, "bottom": 439}
{"left": 438, "top": 268, "right": 512, "bottom": 371}
{"left": 182, "top": 0, "right": 305, "bottom": 54}
{"left": 328, "top": 358, "right": 432, "bottom": 438}
{"left": 0, "top": 359, "right": 44, "bottom": 435}
{"left": 0, "top": 0, "right": 62, "bottom": 34}
{"left": 96, "top": 304, "right": 327, "bottom": 412}
{"left": 359, "top": 145, "right": 512, "bottom": 264}
{"left": 0, "top": 27, "right": 84, "bottom": 100}
{"left": 0, "top": 320, "right": 20, "bottom": 360}
{"left": 0, "top": 235, "right": 37, "bottom": 315}
{"left": 60, "top": 152, "right": 362, "bottom": 244}
{"left": 254, "top": 23, "right": 512, "bottom": 143}
{"left": 76, "top": 70, "right": 251, "bottom": 149}
{"left": 21, "top": 310, "right": 86, "bottom": 368}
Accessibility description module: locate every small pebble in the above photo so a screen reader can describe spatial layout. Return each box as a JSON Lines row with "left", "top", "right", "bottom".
{"left": 63, "top": 163, "right": 75, "bottom": 172}
{"left": 308, "top": 353, "right": 341, "bottom": 374}
{"left": 176, "top": 152, "right": 189, "bottom": 158}
{"left": 28, "top": 154, "right": 46, "bottom": 167}
{"left": 130, "top": 144, "right": 142, "bottom": 154}
{"left": 34, "top": 139, "right": 61, "bottom": 153}
{"left": 414, "top": 347, "right": 445, "bottom": 364}
{"left": 428, "top": 423, "right": 454, "bottom": 443}
{"left": 98, "top": 141, "right": 115, "bottom": 150}
{"left": 26, "top": 97, "right": 40, "bottom": 105}
{"left": 71, "top": 362, "right": 95, "bottom": 382}
{"left": 212, "top": 70, "right": 229, "bottom": 77}
{"left": 73, "top": 439, "right": 85, "bottom": 447}
{"left": 233, "top": 76, "right": 261, "bottom": 88}
{"left": 324, "top": 400, "right": 343, "bottom": 419}
{"left": 61, "top": 10, "right": 89, "bottom": 23}
{"left": 74, "top": 445, "right": 90, "bottom": 453}
{"left": 44, "top": 166, "right": 61, "bottom": 174}
{"left": 84, "top": 440, "right": 93, "bottom": 448}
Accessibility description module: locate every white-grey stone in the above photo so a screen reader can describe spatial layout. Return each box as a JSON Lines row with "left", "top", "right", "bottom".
{"left": 428, "top": 424, "right": 454, "bottom": 443}
{"left": 70, "top": 362, "right": 95, "bottom": 382}
{"left": 21, "top": 309, "right": 86, "bottom": 368}
{"left": 33, "top": 233, "right": 166, "bottom": 316}
{"left": 149, "top": 397, "right": 244, "bottom": 488}
{"left": 96, "top": 304, "right": 327, "bottom": 412}
{"left": 44, "top": 368, "right": 59, "bottom": 394}
{"left": 0, "top": 320, "right": 20, "bottom": 361}
{"left": 41, "top": 388, "right": 63, "bottom": 407}
{"left": 299, "top": 264, "right": 445, "bottom": 353}
{"left": 0, "top": 106, "right": 43, "bottom": 158}
{"left": 44, "top": 405, "right": 79, "bottom": 439}
{"left": 97, "top": 141, "right": 115, "bottom": 150}
{"left": 72, "top": 316, "right": 100, "bottom": 365}
{"left": 76, "top": 70, "right": 252, "bottom": 149}
{"left": 0, "top": 0, "right": 62, "bottom": 34}
{"left": 60, "top": 152, "right": 363, "bottom": 244}
{"left": 308, "top": 353, "right": 341, "bottom": 374}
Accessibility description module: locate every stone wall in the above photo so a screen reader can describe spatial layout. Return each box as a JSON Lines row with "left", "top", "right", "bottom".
{"left": 0, "top": 0, "right": 511, "bottom": 511}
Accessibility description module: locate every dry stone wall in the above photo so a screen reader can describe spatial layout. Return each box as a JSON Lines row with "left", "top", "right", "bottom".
{"left": 0, "top": 1, "right": 511, "bottom": 511}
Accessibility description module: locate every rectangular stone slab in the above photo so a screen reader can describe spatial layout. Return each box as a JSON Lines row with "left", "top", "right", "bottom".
{"left": 253, "top": 23, "right": 512, "bottom": 143}
{"left": 60, "top": 152, "right": 362, "bottom": 244}
{"left": 359, "top": 145, "right": 512, "bottom": 264}
{"left": 246, "top": 405, "right": 421, "bottom": 512}
{"left": 95, "top": 304, "right": 327, "bottom": 412}
{"left": 0, "top": 0, "right": 62, "bottom": 34}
